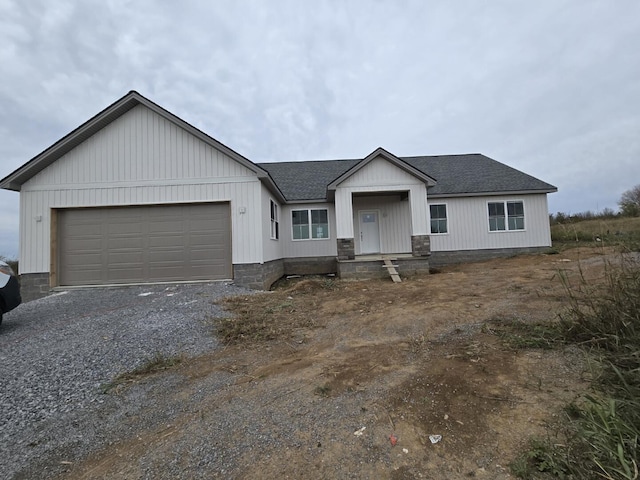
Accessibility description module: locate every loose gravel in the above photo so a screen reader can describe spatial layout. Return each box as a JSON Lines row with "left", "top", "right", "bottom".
{"left": 0, "top": 282, "right": 253, "bottom": 479}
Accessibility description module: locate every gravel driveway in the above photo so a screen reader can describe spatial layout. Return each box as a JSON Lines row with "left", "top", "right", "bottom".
{"left": 0, "top": 282, "right": 252, "bottom": 479}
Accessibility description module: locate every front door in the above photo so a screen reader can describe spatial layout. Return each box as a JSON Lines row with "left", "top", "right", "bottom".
{"left": 359, "top": 211, "right": 381, "bottom": 254}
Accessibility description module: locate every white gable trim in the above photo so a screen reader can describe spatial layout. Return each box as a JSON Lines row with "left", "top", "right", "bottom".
{"left": 0, "top": 91, "right": 286, "bottom": 202}
{"left": 327, "top": 147, "right": 436, "bottom": 198}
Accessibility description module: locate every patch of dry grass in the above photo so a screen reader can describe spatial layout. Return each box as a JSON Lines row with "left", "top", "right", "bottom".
{"left": 551, "top": 216, "right": 640, "bottom": 249}
{"left": 102, "top": 352, "right": 183, "bottom": 393}
{"left": 213, "top": 279, "right": 333, "bottom": 344}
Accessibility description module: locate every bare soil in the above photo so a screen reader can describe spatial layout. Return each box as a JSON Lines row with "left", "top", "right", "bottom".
{"left": 61, "top": 247, "right": 611, "bottom": 479}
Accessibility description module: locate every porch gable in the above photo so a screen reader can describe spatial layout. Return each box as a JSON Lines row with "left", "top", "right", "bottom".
{"left": 330, "top": 149, "right": 432, "bottom": 258}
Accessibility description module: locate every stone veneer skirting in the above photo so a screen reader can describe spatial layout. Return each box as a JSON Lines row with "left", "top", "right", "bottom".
{"left": 233, "top": 259, "right": 285, "bottom": 290}
{"left": 338, "top": 257, "right": 431, "bottom": 281}
{"left": 20, "top": 246, "right": 552, "bottom": 301}
{"left": 428, "top": 246, "right": 551, "bottom": 267}
{"left": 19, "top": 273, "right": 51, "bottom": 303}
{"left": 336, "top": 238, "right": 355, "bottom": 260}
{"left": 234, "top": 256, "right": 337, "bottom": 290}
{"left": 283, "top": 256, "right": 337, "bottom": 276}
{"left": 411, "top": 235, "right": 431, "bottom": 256}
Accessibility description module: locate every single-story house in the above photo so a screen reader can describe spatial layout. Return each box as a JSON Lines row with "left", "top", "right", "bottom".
{"left": 1, "top": 91, "right": 557, "bottom": 301}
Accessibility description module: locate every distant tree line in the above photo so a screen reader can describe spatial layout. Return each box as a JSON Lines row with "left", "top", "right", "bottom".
{"left": 549, "top": 184, "right": 640, "bottom": 225}
{"left": 549, "top": 208, "right": 617, "bottom": 225}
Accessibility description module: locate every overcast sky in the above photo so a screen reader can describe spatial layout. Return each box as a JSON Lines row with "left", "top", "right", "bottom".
{"left": 1, "top": 0, "right": 639, "bottom": 258}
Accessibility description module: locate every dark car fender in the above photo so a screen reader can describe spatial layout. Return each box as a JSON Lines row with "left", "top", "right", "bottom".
{"left": 1, "top": 275, "right": 22, "bottom": 312}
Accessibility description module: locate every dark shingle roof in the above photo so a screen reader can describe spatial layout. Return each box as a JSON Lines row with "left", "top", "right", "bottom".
{"left": 258, "top": 159, "right": 359, "bottom": 201}
{"left": 258, "top": 154, "right": 556, "bottom": 202}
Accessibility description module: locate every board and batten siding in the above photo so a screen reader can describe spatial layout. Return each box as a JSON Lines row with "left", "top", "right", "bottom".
{"left": 352, "top": 195, "right": 412, "bottom": 254}
{"left": 334, "top": 155, "right": 428, "bottom": 239}
{"left": 19, "top": 104, "right": 264, "bottom": 274}
{"left": 261, "top": 186, "right": 283, "bottom": 262}
{"left": 427, "top": 194, "right": 552, "bottom": 252}
{"left": 279, "top": 203, "right": 337, "bottom": 258}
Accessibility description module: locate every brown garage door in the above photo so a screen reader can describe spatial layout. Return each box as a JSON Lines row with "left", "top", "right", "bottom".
{"left": 57, "top": 203, "right": 232, "bottom": 286}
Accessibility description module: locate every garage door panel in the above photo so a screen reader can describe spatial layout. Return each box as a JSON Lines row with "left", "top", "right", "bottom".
{"left": 64, "top": 254, "right": 103, "bottom": 267}
{"left": 58, "top": 203, "right": 231, "bottom": 286}
{"left": 148, "top": 236, "right": 186, "bottom": 248}
{"left": 107, "top": 269, "right": 144, "bottom": 282}
{"left": 108, "top": 252, "right": 144, "bottom": 264}
{"left": 108, "top": 238, "right": 145, "bottom": 250}
{"left": 148, "top": 251, "right": 184, "bottom": 263}
{"left": 149, "top": 222, "right": 184, "bottom": 234}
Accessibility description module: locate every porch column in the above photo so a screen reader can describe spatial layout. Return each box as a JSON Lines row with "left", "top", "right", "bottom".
{"left": 408, "top": 185, "right": 429, "bottom": 235}
{"left": 335, "top": 188, "right": 355, "bottom": 260}
{"left": 411, "top": 235, "right": 431, "bottom": 256}
{"left": 409, "top": 186, "right": 431, "bottom": 256}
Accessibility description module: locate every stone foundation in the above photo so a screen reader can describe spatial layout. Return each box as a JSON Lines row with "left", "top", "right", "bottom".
{"left": 283, "top": 256, "right": 337, "bottom": 276}
{"left": 233, "top": 259, "right": 285, "bottom": 290}
{"left": 411, "top": 235, "right": 431, "bottom": 256}
{"left": 338, "top": 257, "right": 430, "bottom": 281}
{"left": 19, "top": 273, "right": 51, "bottom": 302}
{"left": 336, "top": 238, "right": 355, "bottom": 260}
{"left": 18, "top": 247, "right": 551, "bottom": 298}
{"left": 234, "top": 256, "right": 337, "bottom": 290}
{"left": 429, "top": 246, "right": 551, "bottom": 267}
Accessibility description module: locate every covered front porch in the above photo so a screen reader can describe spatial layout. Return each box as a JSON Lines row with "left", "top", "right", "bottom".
{"left": 333, "top": 192, "right": 432, "bottom": 281}
{"left": 327, "top": 147, "right": 435, "bottom": 281}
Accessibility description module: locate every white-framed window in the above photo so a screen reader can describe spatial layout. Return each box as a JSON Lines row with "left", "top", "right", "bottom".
{"left": 429, "top": 204, "right": 448, "bottom": 234}
{"left": 292, "top": 208, "right": 329, "bottom": 240}
{"left": 488, "top": 200, "right": 525, "bottom": 231}
{"left": 270, "top": 200, "right": 279, "bottom": 240}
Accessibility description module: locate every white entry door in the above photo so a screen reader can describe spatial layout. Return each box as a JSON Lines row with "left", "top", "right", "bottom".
{"left": 359, "top": 211, "right": 381, "bottom": 254}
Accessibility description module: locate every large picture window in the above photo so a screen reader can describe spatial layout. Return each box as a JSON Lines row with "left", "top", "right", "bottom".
{"left": 488, "top": 201, "right": 524, "bottom": 231}
{"left": 429, "top": 204, "right": 448, "bottom": 234}
{"left": 292, "top": 209, "right": 329, "bottom": 240}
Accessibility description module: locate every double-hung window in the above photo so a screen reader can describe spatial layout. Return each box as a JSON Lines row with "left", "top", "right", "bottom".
{"left": 292, "top": 209, "right": 329, "bottom": 240}
{"left": 429, "top": 204, "right": 448, "bottom": 234}
{"left": 488, "top": 201, "right": 524, "bottom": 231}
{"left": 270, "top": 200, "right": 279, "bottom": 240}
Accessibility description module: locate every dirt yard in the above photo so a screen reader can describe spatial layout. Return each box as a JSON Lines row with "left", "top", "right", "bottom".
{"left": 61, "top": 247, "right": 610, "bottom": 479}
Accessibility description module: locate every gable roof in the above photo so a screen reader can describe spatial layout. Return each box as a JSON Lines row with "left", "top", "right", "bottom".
{"left": 327, "top": 147, "right": 437, "bottom": 192}
{"left": 259, "top": 153, "right": 557, "bottom": 201}
{"left": 0, "top": 91, "right": 286, "bottom": 201}
{"left": 404, "top": 154, "right": 557, "bottom": 197}
{"left": 1, "top": 91, "right": 556, "bottom": 204}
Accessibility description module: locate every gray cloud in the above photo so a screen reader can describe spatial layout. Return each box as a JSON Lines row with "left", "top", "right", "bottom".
{"left": 1, "top": 0, "right": 640, "bottom": 255}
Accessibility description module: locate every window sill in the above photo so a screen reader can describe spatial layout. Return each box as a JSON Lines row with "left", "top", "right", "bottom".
{"left": 291, "top": 237, "right": 331, "bottom": 242}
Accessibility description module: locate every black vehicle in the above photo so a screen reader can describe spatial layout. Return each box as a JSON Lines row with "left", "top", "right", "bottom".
{"left": 0, "top": 260, "right": 21, "bottom": 325}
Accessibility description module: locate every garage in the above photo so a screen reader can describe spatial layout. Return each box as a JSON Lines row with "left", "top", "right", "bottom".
{"left": 56, "top": 203, "right": 232, "bottom": 286}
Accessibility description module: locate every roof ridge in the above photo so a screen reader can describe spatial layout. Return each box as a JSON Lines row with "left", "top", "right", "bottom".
{"left": 257, "top": 158, "right": 360, "bottom": 165}
{"left": 402, "top": 153, "right": 484, "bottom": 159}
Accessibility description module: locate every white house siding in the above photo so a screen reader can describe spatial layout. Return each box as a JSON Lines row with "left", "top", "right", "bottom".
{"left": 279, "top": 203, "right": 337, "bottom": 258}
{"left": 19, "top": 104, "right": 264, "bottom": 274}
{"left": 334, "top": 155, "right": 429, "bottom": 238}
{"left": 352, "top": 195, "right": 412, "bottom": 254}
{"left": 261, "top": 186, "right": 283, "bottom": 262}
{"left": 427, "top": 194, "right": 552, "bottom": 252}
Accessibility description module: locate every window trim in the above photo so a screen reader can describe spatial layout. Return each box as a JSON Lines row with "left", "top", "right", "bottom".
{"left": 487, "top": 200, "right": 525, "bottom": 232}
{"left": 291, "top": 208, "right": 330, "bottom": 241}
{"left": 429, "top": 203, "right": 449, "bottom": 235}
{"left": 270, "top": 199, "right": 279, "bottom": 240}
